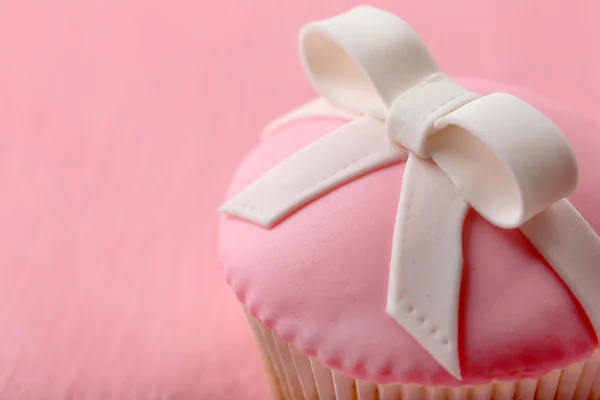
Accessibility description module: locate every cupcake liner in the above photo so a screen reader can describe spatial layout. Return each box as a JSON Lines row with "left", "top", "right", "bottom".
{"left": 245, "top": 310, "right": 600, "bottom": 400}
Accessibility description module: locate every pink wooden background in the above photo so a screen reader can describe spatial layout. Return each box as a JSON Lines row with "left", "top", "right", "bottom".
{"left": 0, "top": 0, "right": 598, "bottom": 399}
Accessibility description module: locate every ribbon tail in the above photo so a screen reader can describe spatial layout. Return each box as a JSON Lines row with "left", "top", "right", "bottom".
{"left": 387, "top": 155, "right": 469, "bottom": 380}
{"left": 520, "top": 199, "right": 600, "bottom": 340}
{"left": 219, "top": 117, "right": 407, "bottom": 228}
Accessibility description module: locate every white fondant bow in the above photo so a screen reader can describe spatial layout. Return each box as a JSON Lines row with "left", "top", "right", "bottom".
{"left": 220, "top": 6, "right": 600, "bottom": 379}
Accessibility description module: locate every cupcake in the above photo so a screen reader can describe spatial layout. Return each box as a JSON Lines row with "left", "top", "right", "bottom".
{"left": 218, "top": 6, "right": 600, "bottom": 400}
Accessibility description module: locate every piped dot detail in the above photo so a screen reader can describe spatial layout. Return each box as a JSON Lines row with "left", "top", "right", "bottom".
{"left": 395, "top": 297, "right": 451, "bottom": 350}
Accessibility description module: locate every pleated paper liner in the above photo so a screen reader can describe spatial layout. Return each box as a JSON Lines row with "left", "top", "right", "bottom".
{"left": 245, "top": 310, "right": 600, "bottom": 400}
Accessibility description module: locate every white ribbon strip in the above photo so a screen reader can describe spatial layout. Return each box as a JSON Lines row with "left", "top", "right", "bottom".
{"left": 520, "top": 200, "right": 600, "bottom": 339}
{"left": 220, "top": 117, "right": 406, "bottom": 228}
{"left": 219, "top": 6, "right": 600, "bottom": 379}
{"left": 387, "top": 156, "right": 469, "bottom": 378}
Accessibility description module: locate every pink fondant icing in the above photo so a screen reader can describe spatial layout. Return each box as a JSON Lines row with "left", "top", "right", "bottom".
{"left": 218, "top": 80, "right": 600, "bottom": 385}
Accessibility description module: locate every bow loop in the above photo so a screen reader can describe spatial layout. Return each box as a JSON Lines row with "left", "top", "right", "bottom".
{"left": 300, "top": 6, "right": 439, "bottom": 119}
{"left": 429, "top": 93, "right": 579, "bottom": 228}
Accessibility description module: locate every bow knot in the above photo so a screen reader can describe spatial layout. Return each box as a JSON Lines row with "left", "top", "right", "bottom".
{"left": 384, "top": 73, "right": 478, "bottom": 158}
{"left": 220, "top": 6, "right": 600, "bottom": 380}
